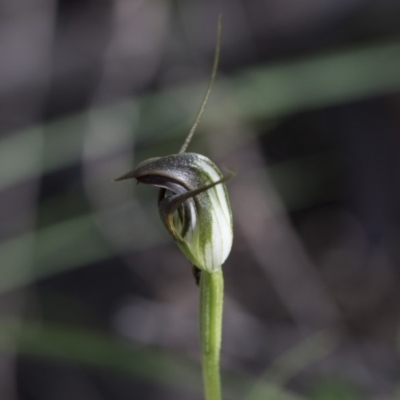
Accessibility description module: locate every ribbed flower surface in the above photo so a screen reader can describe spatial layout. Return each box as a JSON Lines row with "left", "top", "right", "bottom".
{"left": 127, "top": 153, "right": 233, "bottom": 273}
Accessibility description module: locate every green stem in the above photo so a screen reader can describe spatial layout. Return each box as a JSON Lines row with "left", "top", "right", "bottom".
{"left": 200, "top": 269, "right": 224, "bottom": 400}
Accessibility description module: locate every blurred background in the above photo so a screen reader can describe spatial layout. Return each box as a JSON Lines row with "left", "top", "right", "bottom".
{"left": 2, "top": 0, "right": 400, "bottom": 399}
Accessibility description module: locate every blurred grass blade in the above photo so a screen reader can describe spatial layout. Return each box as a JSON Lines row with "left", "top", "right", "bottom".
{"left": 227, "top": 40, "right": 400, "bottom": 122}
{"left": 2, "top": 40, "right": 400, "bottom": 191}
{"left": 0, "top": 205, "right": 164, "bottom": 294}
{"left": 0, "top": 319, "right": 306, "bottom": 400}
{"left": 0, "top": 319, "right": 201, "bottom": 391}
{"left": 246, "top": 330, "right": 340, "bottom": 400}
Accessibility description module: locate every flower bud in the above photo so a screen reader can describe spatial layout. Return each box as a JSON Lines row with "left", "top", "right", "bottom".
{"left": 114, "top": 153, "right": 233, "bottom": 273}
